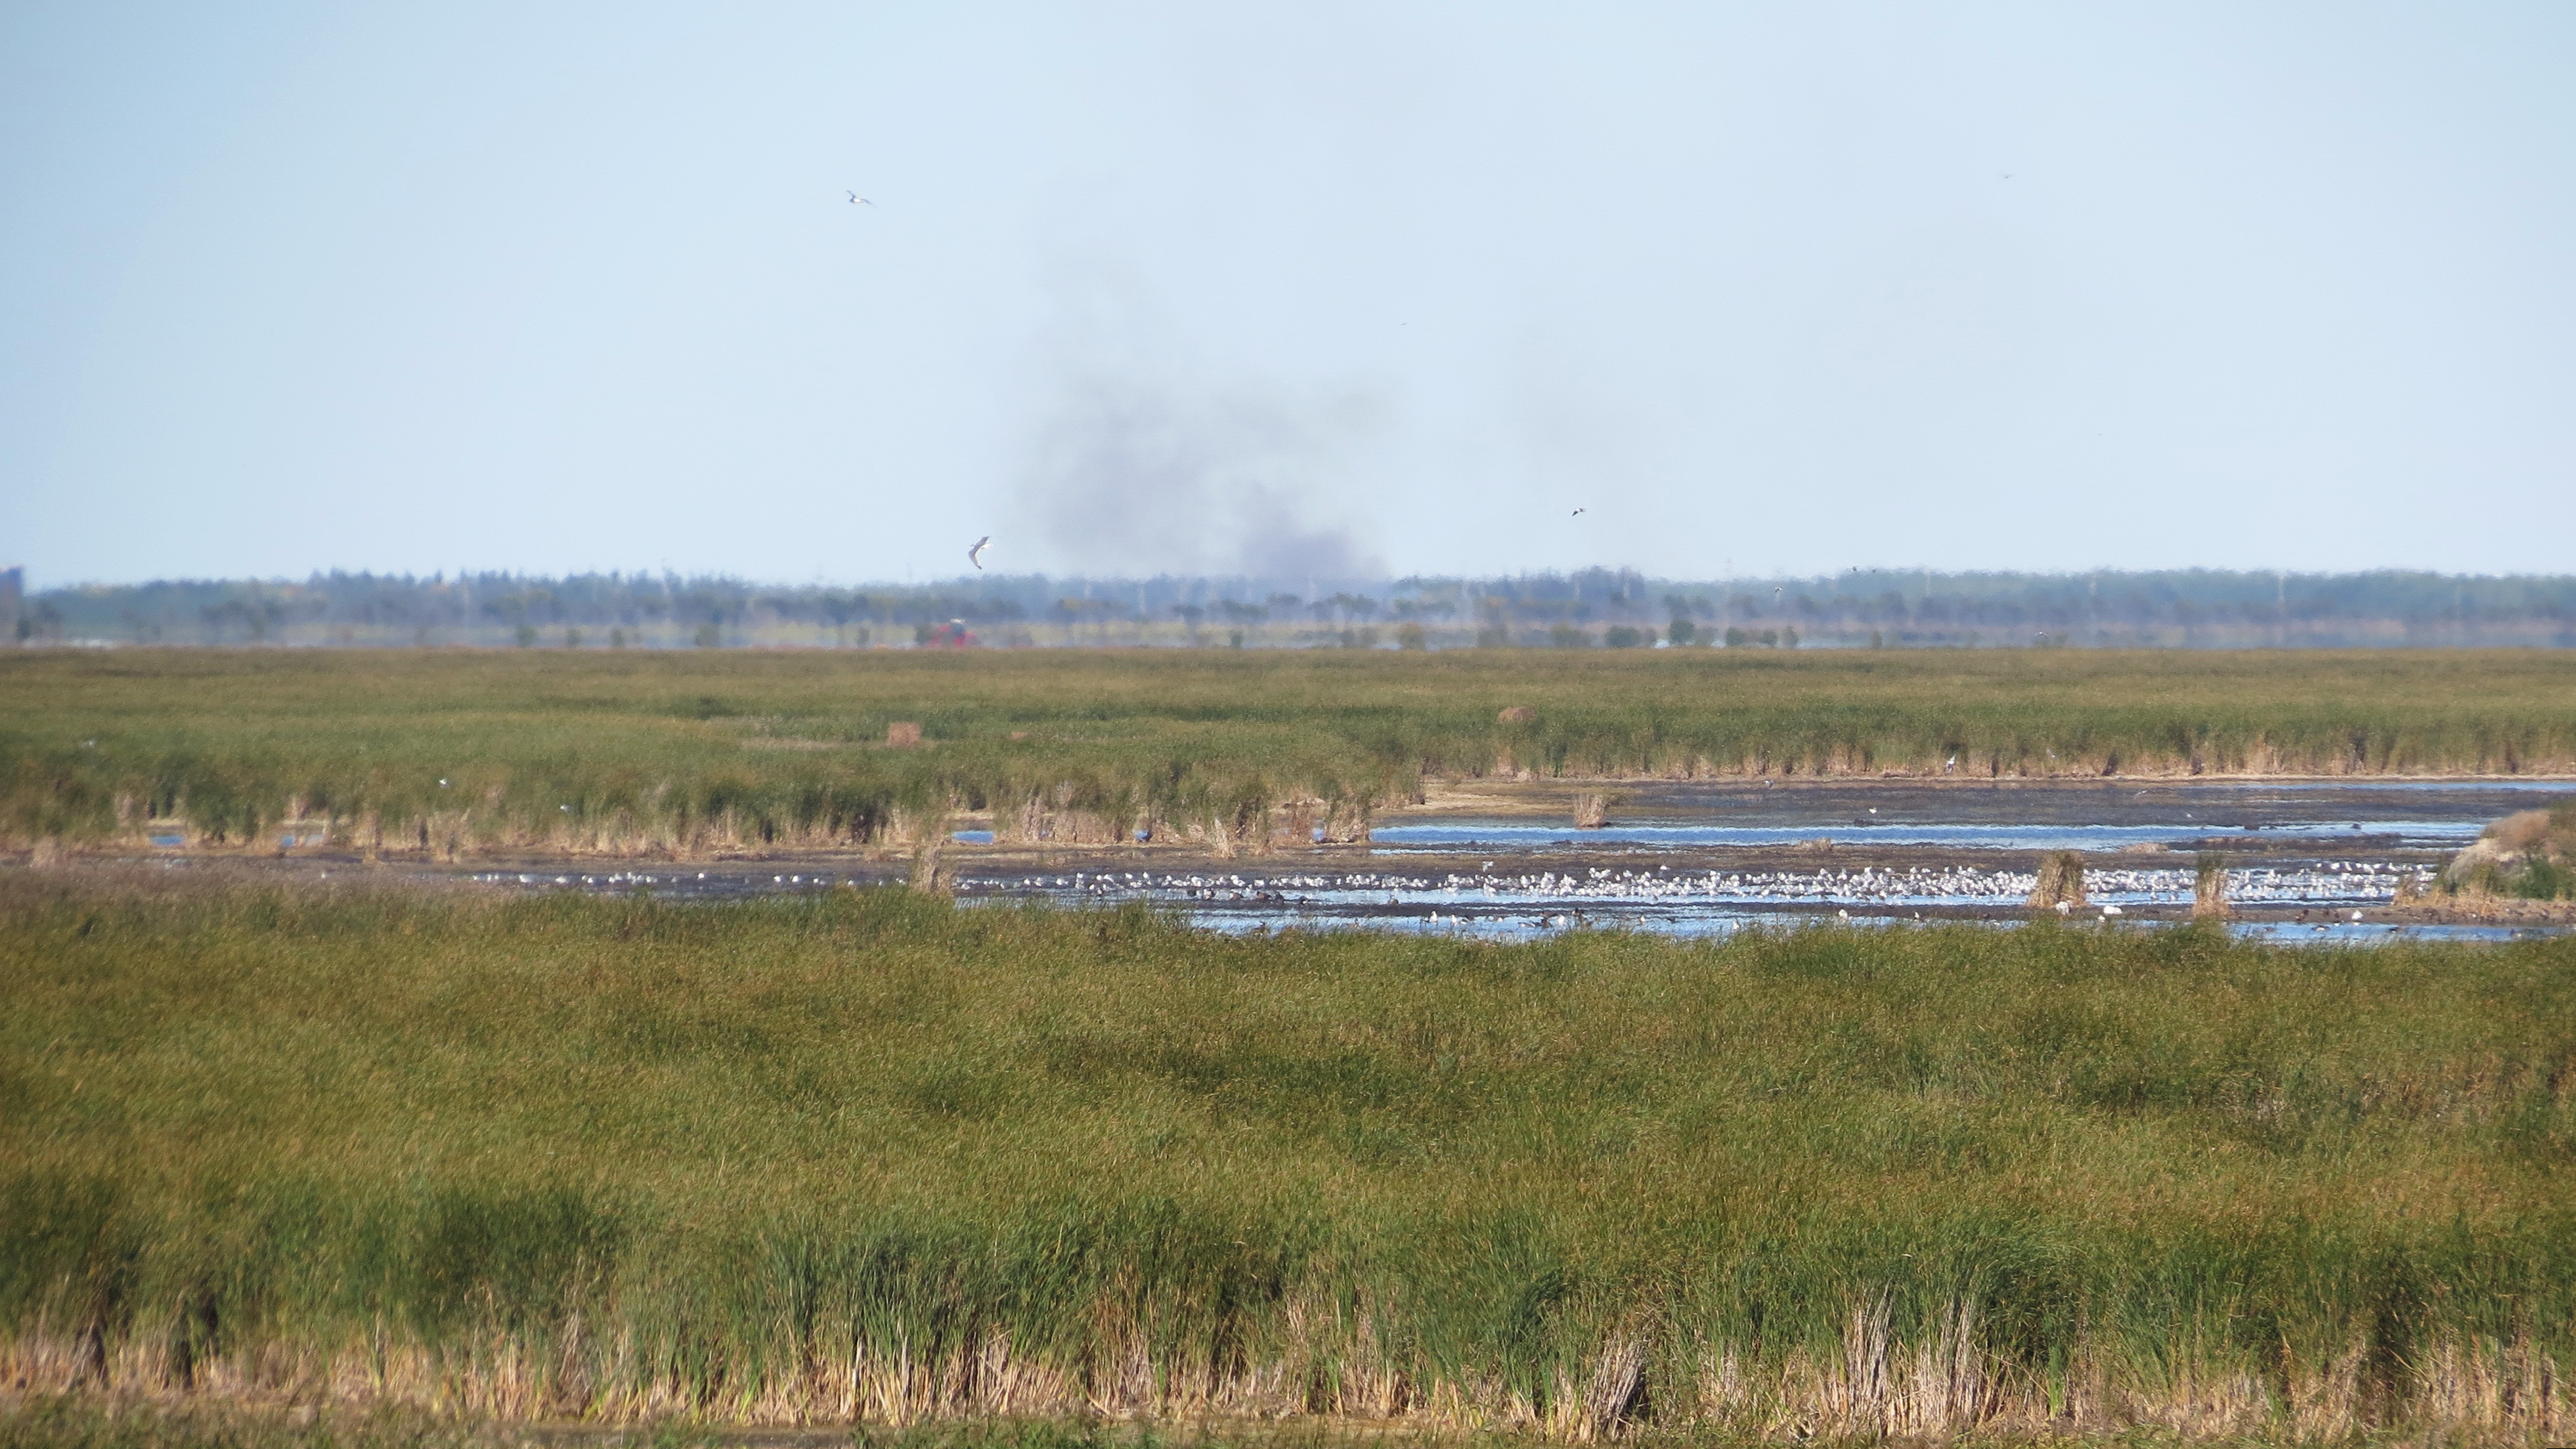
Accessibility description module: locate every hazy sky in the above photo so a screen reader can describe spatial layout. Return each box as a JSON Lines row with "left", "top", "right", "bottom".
{"left": 5, "top": 3, "right": 2573, "bottom": 588}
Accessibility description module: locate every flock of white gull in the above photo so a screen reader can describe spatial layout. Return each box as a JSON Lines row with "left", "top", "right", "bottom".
{"left": 967, "top": 862, "right": 2434, "bottom": 910}
{"left": 461, "top": 862, "right": 2435, "bottom": 911}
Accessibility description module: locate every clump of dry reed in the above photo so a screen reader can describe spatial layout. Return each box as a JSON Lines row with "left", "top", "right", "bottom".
{"left": 2193, "top": 853, "right": 2232, "bottom": 919}
{"left": 2442, "top": 802, "right": 2575, "bottom": 903}
{"left": 2028, "top": 851, "right": 2088, "bottom": 910}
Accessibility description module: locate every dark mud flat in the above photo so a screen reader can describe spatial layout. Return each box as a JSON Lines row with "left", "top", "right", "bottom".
{"left": 1613, "top": 774, "right": 2571, "bottom": 823}
{"left": 1385, "top": 775, "right": 2573, "bottom": 851}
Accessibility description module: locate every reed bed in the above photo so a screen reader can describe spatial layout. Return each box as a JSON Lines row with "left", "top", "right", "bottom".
{"left": 3, "top": 874, "right": 2572, "bottom": 1440}
{"left": 5, "top": 650, "right": 2575, "bottom": 857}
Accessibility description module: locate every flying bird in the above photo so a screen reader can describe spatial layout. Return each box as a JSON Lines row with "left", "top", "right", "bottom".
{"left": 847, "top": 191, "right": 874, "bottom": 206}
{"left": 1570, "top": 507, "right": 1586, "bottom": 517}
{"left": 967, "top": 536, "right": 991, "bottom": 570}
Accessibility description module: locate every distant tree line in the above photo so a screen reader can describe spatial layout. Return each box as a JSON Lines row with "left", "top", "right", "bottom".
{"left": 15, "top": 567, "right": 2576, "bottom": 648}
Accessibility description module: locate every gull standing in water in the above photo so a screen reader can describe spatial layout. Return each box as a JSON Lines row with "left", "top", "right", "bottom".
{"left": 967, "top": 536, "right": 991, "bottom": 570}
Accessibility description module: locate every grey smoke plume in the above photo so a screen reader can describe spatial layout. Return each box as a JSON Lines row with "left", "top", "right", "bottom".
{"left": 1020, "top": 374, "right": 1386, "bottom": 579}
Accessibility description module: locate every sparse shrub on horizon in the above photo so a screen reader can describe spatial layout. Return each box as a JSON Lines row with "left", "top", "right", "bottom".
{"left": 32, "top": 567, "right": 2576, "bottom": 651}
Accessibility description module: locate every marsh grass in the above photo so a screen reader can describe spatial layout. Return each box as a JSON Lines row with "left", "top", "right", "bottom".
{"left": 4, "top": 650, "right": 2574, "bottom": 857}
{"left": 3, "top": 874, "right": 2572, "bottom": 1438}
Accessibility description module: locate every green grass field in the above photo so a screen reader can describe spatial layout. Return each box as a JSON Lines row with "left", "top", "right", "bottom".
{"left": 5, "top": 649, "right": 2575, "bottom": 855}
{"left": 4, "top": 874, "right": 2572, "bottom": 1439}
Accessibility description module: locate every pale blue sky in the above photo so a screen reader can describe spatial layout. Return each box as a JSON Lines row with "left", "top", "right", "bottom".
{"left": 5, "top": 3, "right": 2572, "bottom": 587}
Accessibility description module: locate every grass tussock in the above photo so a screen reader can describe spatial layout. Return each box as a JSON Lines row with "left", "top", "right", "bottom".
{"left": 3, "top": 875, "right": 2574, "bottom": 1439}
{"left": 5, "top": 650, "right": 2575, "bottom": 857}
{"left": 2443, "top": 803, "right": 2576, "bottom": 903}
